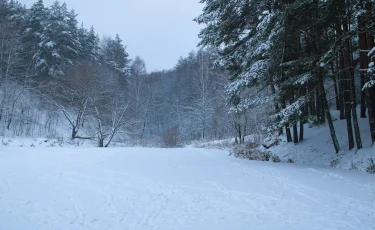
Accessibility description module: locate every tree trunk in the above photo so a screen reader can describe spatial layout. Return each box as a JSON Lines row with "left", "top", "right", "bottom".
{"left": 237, "top": 123, "right": 243, "bottom": 144}
{"left": 285, "top": 125, "right": 292, "bottom": 143}
{"left": 299, "top": 85, "right": 307, "bottom": 143}
{"left": 330, "top": 62, "right": 340, "bottom": 110}
{"left": 326, "top": 101, "right": 341, "bottom": 154}
{"left": 319, "top": 88, "right": 326, "bottom": 124}
{"left": 269, "top": 73, "right": 282, "bottom": 135}
{"left": 345, "top": 103, "right": 355, "bottom": 150}
{"left": 299, "top": 120, "right": 304, "bottom": 142}
{"left": 71, "top": 126, "right": 78, "bottom": 140}
{"left": 358, "top": 14, "right": 368, "bottom": 118}
{"left": 336, "top": 1, "right": 354, "bottom": 149}
{"left": 352, "top": 102, "right": 363, "bottom": 149}
{"left": 98, "top": 137, "right": 104, "bottom": 147}
{"left": 307, "top": 82, "right": 316, "bottom": 118}
{"left": 281, "top": 99, "right": 292, "bottom": 142}
{"left": 315, "top": 86, "right": 321, "bottom": 123}
{"left": 315, "top": 84, "right": 325, "bottom": 124}
{"left": 365, "top": 88, "right": 375, "bottom": 144}
{"left": 365, "top": 0, "right": 375, "bottom": 144}
{"left": 293, "top": 124, "right": 298, "bottom": 144}
{"left": 343, "top": 18, "right": 362, "bottom": 149}
{"left": 336, "top": 22, "right": 346, "bottom": 120}
{"left": 290, "top": 93, "right": 299, "bottom": 144}
{"left": 319, "top": 67, "right": 340, "bottom": 153}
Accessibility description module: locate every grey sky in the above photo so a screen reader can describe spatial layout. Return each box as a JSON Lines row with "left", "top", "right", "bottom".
{"left": 20, "top": 0, "right": 204, "bottom": 72}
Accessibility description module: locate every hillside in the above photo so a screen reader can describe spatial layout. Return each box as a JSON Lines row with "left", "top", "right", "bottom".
{"left": 268, "top": 109, "right": 375, "bottom": 172}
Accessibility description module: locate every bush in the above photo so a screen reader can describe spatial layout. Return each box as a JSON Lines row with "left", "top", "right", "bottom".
{"left": 330, "top": 158, "right": 340, "bottom": 167}
{"left": 287, "top": 158, "right": 294, "bottom": 163}
{"left": 2, "top": 140, "right": 9, "bottom": 146}
{"left": 350, "top": 162, "right": 358, "bottom": 171}
{"left": 162, "top": 126, "right": 181, "bottom": 148}
{"left": 366, "top": 158, "right": 375, "bottom": 174}
{"left": 232, "top": 142, "right": 270, "bottom": 161}
{"left": 270, "top": 154, "right": 281, "bottom": 163}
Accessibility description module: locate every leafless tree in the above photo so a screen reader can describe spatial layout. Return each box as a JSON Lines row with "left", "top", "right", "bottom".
{"left": 42, "top": 61, "right": 98, "bottom": 140}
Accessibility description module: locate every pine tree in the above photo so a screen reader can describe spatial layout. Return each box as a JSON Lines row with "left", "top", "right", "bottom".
{"left": 78, "top": 25, "right": 100, "bottom": 61}
{"left": 36, "top": 1, "right": 81, "bottom": 76}
{"left": 101, "top": 34, "right": 130, "bottom": 79}
{"left": 24, "top": 0, "right": 49, "bottom": 75}
{"left": 196, "top": 0, "right": 343, "bottom": 152}
{"left": 360, "top": 0, "right": 375, "bottom": 145}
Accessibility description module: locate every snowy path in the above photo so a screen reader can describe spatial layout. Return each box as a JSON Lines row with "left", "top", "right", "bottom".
{"left": 0, "top": 148, "right": 374, "bottom": 230}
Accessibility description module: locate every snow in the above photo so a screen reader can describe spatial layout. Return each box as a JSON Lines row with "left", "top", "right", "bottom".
{"left": 293, "top": 73, "right": 312, "bottom": 85}
{"left": 363, "top": 79, "right": 375, "bottom": 90}
{"left": 268, "top": 110, "right": 375, "bottom": 172}
{"left": 226, "top": 59, "right": 269, "bottom": 95}
{"left": 0, "top": 147, "right": 374, "bottom": 230}
{"left": 368, "top": 47, "right": 375, "bottom": 57}
{"left": 44, "top": 41, "right": 55, "bottom": 48}
{"left": 35, "top": 58, "right": 46, "bottom": 67}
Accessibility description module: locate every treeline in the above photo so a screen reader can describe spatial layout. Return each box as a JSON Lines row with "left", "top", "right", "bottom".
{"left": 1, "top": 0, "right": 251, "bottom": 146}
{"left": 128, "top": 50, "right": 233, "bottom": 146}
{"left": 130, "top": 49, "right": 273, "bottom": 146}
{"left": 196, "top": 0, "right": 375, "bottom": 152}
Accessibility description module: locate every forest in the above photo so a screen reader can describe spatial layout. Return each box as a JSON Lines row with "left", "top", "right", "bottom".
{"left": 0, "top": 0, "right": 375, "bottom": 154}
{"left": 196, "top": 0, "right": 375, "bottom": 154}
{"left": 0, "top": 0, "right": 238, "bottom": 147}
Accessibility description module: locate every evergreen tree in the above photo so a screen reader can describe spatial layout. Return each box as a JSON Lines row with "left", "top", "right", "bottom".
{"left": 78, "top": 25, "right": 100, "bottom": 61}
{"left": 38, "top": 1, "right": 81, "bottom": 76}
{"left": 24, "top": 0, "right": 49, "bottom": 75}
{"left": 101, "top": 34, "right": 130, "bottom": 79}
{"left": 196, "top": 0, "right": 344, "bottom": 152}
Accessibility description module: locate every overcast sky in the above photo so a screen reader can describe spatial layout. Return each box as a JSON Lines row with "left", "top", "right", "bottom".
{"left": 20, "top": 0, "right": 204, "bottom": 72}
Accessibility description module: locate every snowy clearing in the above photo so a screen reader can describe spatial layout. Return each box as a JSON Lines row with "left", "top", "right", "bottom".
{"left": 0, "top": 148, "right": 374, "bottom": 230}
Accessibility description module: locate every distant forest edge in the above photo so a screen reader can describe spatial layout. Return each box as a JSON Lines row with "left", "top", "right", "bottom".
{"left": 0, "top": 0, "right": 235, "bottom": 147}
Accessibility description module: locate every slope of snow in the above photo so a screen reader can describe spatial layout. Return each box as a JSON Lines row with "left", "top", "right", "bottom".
{"left": 268, "top": 110, "right": 375, "bottom": 172}
{"left": 0, "top": 147, "right": 374, "bottom": 230}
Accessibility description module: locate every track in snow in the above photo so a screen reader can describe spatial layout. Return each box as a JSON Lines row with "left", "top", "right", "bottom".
{"left": 0, "top": 147, "right": 374, "bottom": 230}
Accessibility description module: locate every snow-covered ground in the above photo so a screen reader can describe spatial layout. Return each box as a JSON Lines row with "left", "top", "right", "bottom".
{"left": 269, "top": 110, "right": 375, "bottom": 172}
{"left": 0, "top": 137, "right": 131, "bottom": 148}
{"left": 0, "top": 147, "right": 374, "bottom": 230}
{"left": 192, "top": 109, "right": 375, "bottom": 173}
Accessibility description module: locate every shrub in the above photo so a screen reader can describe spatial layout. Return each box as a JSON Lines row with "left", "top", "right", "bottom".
{"left": 232, "top": 143, "right": 270, "bottom": 161}
{"left": 330, "top": 158, "right": 340, "bottom": 167}
{"left": 366, "top": 158, "right": 375, "bottom": 174}
{"left": 2, "top": 140, "right": 9, "bottom": 146}
{"left": 246, "top": 141, "right": 260, "bottom": 149}
{"left": 162, "top": 126, "right": 181, "bottom": 148}
{"left": 270, "top": 154, "right": 281, "bottom": 163}
{"left": 287, "top": 158, "right": 294, "bottom": 163}
{"left": 350, "top": 162, "right": 358, "bottom": 171}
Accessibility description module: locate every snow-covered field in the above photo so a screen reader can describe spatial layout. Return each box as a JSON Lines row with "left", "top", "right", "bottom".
{"left": 0, "top": 148, "right": 374, "bottom": 230}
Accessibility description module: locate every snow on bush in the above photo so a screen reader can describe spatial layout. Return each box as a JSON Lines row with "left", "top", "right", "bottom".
{"left": 366, "top": 158, "right": 375, "bottom": 174}
{"left": 231, "top": 142, "right": 272, "bottom": 161}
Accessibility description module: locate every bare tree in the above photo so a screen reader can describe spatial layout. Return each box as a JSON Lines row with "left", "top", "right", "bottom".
{"left": 42, "top": 61, "right": 99, "bottom": 140}
{"left": 90, "top": 91, "right": 131, "bottom": 147}
{"left": 85, "top": 64, "right": 133, "bottom": 147}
